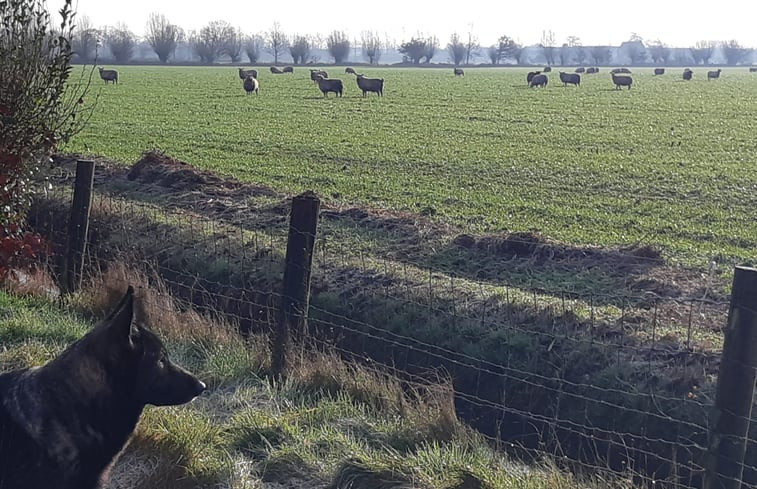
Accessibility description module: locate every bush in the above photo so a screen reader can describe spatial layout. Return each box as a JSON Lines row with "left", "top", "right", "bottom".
{"left": 0, "top": 0, "right": 91, "bottom": 271}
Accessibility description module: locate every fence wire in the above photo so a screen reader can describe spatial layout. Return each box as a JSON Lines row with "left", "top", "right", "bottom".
{"left": 28, "top": 163, "right": 757, "bottom": 489}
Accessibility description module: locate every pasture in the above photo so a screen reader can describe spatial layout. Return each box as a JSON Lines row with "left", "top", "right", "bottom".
{"left": 67, "top": 66, "right": 757, "bottom": 266}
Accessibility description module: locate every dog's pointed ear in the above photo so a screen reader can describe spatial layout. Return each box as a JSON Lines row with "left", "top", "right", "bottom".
{"left": 107, "top": 286, "right": 135, "bottom": 338}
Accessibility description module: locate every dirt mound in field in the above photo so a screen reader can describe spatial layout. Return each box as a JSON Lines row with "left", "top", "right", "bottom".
{"left": 127, "top": 150, "right": 243, "bottom": 192}
{"left": 469, "top": 231, "right": 661, "bottom": 263}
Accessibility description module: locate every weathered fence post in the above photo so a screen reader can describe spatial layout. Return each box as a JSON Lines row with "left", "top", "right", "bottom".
{"left": 272, "top": 191, "right": 320, "bottom": 379}
{"left": 63, "top": 160, "right": 95, "bottom": 293}
{"left": 705, "top": 266, "right": 757, "bottom": 489}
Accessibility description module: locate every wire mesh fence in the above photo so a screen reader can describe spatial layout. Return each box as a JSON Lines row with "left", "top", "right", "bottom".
{"left": 28, "top": 159, "right": 757, "bottom": 489}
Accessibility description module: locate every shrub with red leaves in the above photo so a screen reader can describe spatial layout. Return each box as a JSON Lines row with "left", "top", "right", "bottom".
{"left": 0, "top": 229, "right": 51, "bottom": 279}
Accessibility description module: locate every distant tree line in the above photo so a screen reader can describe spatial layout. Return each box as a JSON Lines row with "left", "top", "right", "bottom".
{"left": 71, "top": 13, "right": 756, "bottom": 66}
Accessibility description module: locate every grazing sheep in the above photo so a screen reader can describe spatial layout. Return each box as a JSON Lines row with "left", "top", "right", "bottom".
{"left": 683, "top": 69, "right": 693, "bottom": 80}
{"left": 750, "top": 67, "right": 757, "bottom": 72}
{"left": 283, "top": 66, "right": 294, "bottom": 73}
{"left": 707, "top": 68, "right": 721, "bottom": 80}
{"left": 575, "top": 67, "right": 585, "bottom": 73}
{"left": 611, "top": 68, "right": 632, "bottom": 74}
{"left": 454, "top": 67, "right": 464, "bottom": 76}
{"left": 586, "top": 67, "right": 599, "bottom": 74}
{"left": 243, "top": 76, "right": 259, "bottom": 95}
{"left": 270, "top": 66, "right": 284, "bottom": 74}
{"left": 526, "top": 71, "right": 541, "bottom": 84}
{"left": 356, "top": 74, "right": 384, "bottom": 97}
{"left": 98, "top": 67, "right": 118, "bottom": 84}
{"left": 543, "top": 66, "right": 552, "bottom": 72}
{"left": 611, "top": 73, "right": 633, "bottom": 89}
{"left": 238, "top": 68, "right": 258, "bottom": 80}
{"left": 314, "top": 75, "right": 343, "bottom": 97}
{"left": 345, "top": 67, "right": 357, "bottom": 75}
{"left": 559, "top": 72, "right": 581, "bottom": 87}
{"left": 654, "top": 68, "right": 665, "bottom": 75}
{"left": 310, "top": 69, "right": 328, "bottom": 83}
{"left": 529, "top": 73, "right": 548, "bottom": 88}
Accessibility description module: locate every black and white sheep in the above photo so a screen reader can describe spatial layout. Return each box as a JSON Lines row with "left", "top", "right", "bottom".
{"left": 243, "top": 76, "right": 259, "bottom": 95}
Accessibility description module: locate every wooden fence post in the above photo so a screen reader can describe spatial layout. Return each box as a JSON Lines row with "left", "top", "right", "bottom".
{"left": 705, "top": 266, "right": 757, "bottom": 489}
{"left": 271, "top": 191, "right": 320, "bottom": 379}
{"left": 64, "top": 160, "right": 95, "bottom": 293}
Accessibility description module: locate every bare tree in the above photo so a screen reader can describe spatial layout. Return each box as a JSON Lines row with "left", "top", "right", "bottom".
{"left": 361, "top": 31, "right": 382, "bottom": 64}
{"left": 424, "top": 36, "right": 439, "bottom": 63}
{"left": 624, "top": 33, "right": 647, "bottom": 64}
{"left": 540, "top": 29, "right": 556, "bottom": 65}
{"left": 72, "top": 15, "right": 99, "bottom": 63}
{"left": 398, "top": 37, "right": 428, "bottom": 64}
{"left": 244, "top": 35, "right": 264, "bottom": 63}
{"left": 647, "top": 39, "right": 670, "bottom": 65}
{"left": 691, "top": 40, "right": 716, "bottom": 65}
{"left": 266, "top": 22, "right": 288, "bottom": 64}
{"left": 561, "top": 36, "right": 580, "bottom": 65}
{"left": 721, "top": 40, "right": 750, "bottom": 65}
{"left": 289, "top": 35, "right": 311, "bottom": 64}
{"left": 589, "top": 46, "right": 611, "bottom": 65}
{"left": 464, "top": 30, "right": 479, "bottom": 64}
{"left": 224, "top": 27, "right": 244, "bottom": 63}
{"left": 326, "top": 30, "right": 350, "bottom": 63}
{"left": 145, "top": 13, "right": 183, "bottom": 64}
{"left": 493, "top": 35, "right": 521, "bottom": 64}
{"left": 190, "top": 20, "right": 234, "bottom": 64}
{"left": 447, "top": 33, "right": 466, "bottom": 65}
{"left": 106, "top": 23, "right": 135, "bottom": 64}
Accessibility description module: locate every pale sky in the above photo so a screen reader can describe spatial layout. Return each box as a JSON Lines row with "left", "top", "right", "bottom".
{"left": 64, "top": 0, "right": 757, "bottom": 48}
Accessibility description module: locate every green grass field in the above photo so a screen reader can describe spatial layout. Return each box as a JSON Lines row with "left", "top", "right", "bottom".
{"left": 66, "top": 66, "right": 757, "bottom": 266}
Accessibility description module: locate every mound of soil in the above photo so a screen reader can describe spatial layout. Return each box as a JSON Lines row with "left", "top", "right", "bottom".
{"left": 127, "top": 150, "right": 242, "bottom": 191}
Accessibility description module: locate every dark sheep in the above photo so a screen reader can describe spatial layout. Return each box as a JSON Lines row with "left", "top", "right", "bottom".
{"left": 750, "top": 67, "right": 757, "bottom": 72}
{"left": 356, "top": 74, "right": 384, "bottom": 97}
{"left": 654, "top": 68, "right": 665, "bottom": 75}
{"left": 243, "top": 76, "right": 259, "bottom": 95}
{"left": 543, "top": 66, "right": 552, "bottom": 72}
{"left": 529, "top": 73, "right": 548, "bottom": 88}
{"left": 345, "top": 67, "right": 357, "bottom": 75}
{"left": 707, "top": 68, "right": 721, "bottom": 80}
{"left": 314, "top": 75, "right": 343, "bottom": 97}
{"left": 586, "top": 67, "right": 598, "bottom": 74}
{"left": 270, "top": 66, "right": 284, "bottom": 74}
{"left": 611, "top": 73, "right": 633, "bottom": 89}
{"left": 559, "top": 72, "right": 580, "bottom": 87}
{"left": 454, "top": 67, "right": 464, "bottom": 76}
{"left": 238, "top": 68, "right": 258, "bottom": 80}
{"left": 683, "top": 69, "right": 693, "bottom": 80}
{"left": 310, "top": 69, "right": 328, "bottom": 82}
{"left": 283, "top": 66, "right": 294, "bottom": 73}
{"left": 575, "top": 67, "right": 585, "bottom": 73}
{"left": 98, "top": 67, "right": 118, "bottom": 84}
{"left": 611, "top": 68, "right": 632, "bottom": 74}
{"left": 526, "top": 71, "right": 541, "bottom": 84}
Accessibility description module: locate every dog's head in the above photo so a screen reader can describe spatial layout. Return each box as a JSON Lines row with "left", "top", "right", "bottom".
{"left": 103, "top": 286, "right": 206, "bottom": 406}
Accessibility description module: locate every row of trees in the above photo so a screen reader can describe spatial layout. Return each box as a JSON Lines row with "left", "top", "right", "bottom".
{"left": 72, "top": 14, "right": 388, "bottom": 65}
{"left": 72, "top": 14, "right": 755, "bottom": 66}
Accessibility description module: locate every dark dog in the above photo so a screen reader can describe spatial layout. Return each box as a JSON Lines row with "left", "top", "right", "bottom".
{"left": 0, "top": 286, "right": 206, "bottom": 489}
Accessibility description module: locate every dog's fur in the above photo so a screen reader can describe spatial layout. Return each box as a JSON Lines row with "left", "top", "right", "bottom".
{"left": 0, "top": 286, "right": 206, "bottom": 489}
